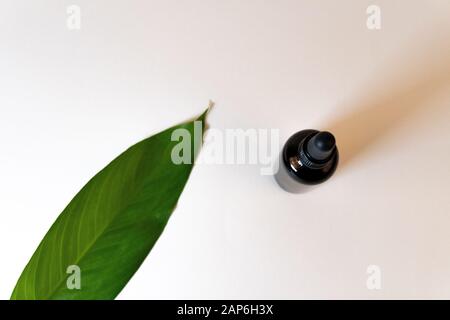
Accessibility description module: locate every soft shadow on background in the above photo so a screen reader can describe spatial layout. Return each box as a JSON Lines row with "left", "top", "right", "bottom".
{"left": 324, "top": 35, "right": 450, "bottom": 170}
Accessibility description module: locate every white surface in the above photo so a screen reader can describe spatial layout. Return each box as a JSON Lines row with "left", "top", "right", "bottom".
{"left": 1, "top": 0, "right": 450, "bottom": 299}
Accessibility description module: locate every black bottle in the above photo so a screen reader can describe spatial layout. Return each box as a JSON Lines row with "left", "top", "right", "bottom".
{"left": 275, "top": 130, "right": 339, "bottom": 193}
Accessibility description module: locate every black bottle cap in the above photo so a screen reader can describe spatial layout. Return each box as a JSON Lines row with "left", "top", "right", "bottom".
{"left": 306, "top": 131, "right": 336, "bottom": 161}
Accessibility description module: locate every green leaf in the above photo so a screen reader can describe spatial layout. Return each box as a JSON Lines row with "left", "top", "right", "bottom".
{"left": 11, "top": 107, "right": 209, "bottom": 300}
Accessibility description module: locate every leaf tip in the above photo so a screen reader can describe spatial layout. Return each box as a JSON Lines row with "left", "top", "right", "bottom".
{"left": 197, "top": 100, "right": 214, "bottom": 122}
{"left": 206, "top": 100, "right": 214, "bottom": 115}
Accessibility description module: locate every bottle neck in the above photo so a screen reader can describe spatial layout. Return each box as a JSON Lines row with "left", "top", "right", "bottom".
{"left": 297, "top": 134, "right": 337, "bottom": 170}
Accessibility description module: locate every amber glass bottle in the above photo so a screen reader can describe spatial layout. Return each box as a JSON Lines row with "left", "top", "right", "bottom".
{"left": 275, "top": 130, "right": 339, "bottom": 193}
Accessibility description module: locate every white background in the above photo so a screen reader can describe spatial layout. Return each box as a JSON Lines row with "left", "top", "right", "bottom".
{"left": 1, "top": 0, "right": 450, "bottom": 299}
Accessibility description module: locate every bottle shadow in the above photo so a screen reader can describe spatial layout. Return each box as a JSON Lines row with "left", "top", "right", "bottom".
{"left": 323, "top": 39, "right": 450, "bottom": 171}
